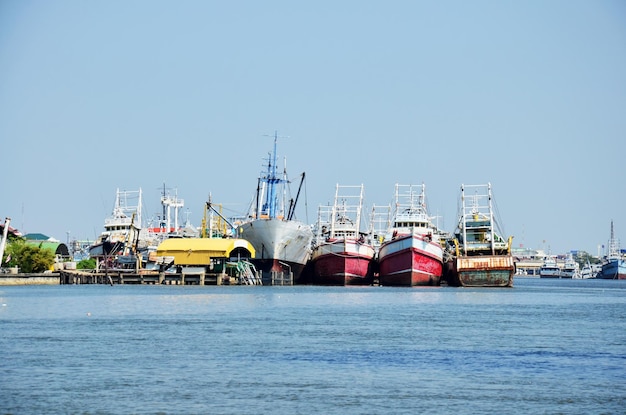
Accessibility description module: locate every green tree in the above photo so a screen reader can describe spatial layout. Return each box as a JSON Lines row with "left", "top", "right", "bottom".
{"left": 4, "top": 241, "right": 55, "bottom": 273}
{"left": 77, "top": 258, "right": 96, "bottom": 270}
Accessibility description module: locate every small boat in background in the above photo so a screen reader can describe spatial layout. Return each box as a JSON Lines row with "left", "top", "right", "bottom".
{"left": 377, "top": 184, "right": 443, "bottom": 286}
{"left": 539, "top": 256, "right": 561, "bottom": 278}
{"left": 559, "top": 253, "right": 579, "bottom": 278}
{"left": 89, "top": 188, "right": 146, "bottom": 260}
{"left": 577, "top": 260, "right": 596, "bottom": 279}
{"left": 368, "top": 203, "right": 392, "bottom": 253}
{"left": 310, "top": 184, "right": 375, "bottom": 285}
{"left": 443, "top": 183, "right": 514, "bottom": 287}
{"left": 89, "top": 186, "right": 198, "bottom": 268}
{"left": 598, "top": 220, "right": 626, "bottom": 280}
{"left": 145, "top": 184, "right": 197, "bottom": 241}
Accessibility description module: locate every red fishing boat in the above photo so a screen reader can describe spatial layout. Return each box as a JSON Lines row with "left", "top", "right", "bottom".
{"left": 377, "top": 184, "right": 443, "bottom": 286}
{"left": 311, "top": 184, "right": 375, "bottom": 285}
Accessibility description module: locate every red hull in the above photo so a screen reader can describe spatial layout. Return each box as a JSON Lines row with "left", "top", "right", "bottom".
{"left": 378, "top": 235, "right": 443, "bottom": 286}
{"left": 312, "top": 254, "right": 375, "bottom": 285}
{"left": 311, "top": 240, "right": 375, "bottom": 285}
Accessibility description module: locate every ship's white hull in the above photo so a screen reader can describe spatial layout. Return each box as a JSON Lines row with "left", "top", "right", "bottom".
{"left": 239, "top": 219, "right": 313, "bottom": 284}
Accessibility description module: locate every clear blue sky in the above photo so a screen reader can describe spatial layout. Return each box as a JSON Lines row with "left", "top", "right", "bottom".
{"left": 1, "top": 0, "right": 624, "bottom": 256}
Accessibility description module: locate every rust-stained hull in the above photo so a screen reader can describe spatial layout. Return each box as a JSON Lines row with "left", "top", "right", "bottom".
{"left": 444, "top": 254, "right": 514, "bottom": 287}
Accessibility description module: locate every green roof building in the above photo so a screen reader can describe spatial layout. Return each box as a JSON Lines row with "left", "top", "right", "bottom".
{"left": 23, "top": 234, "right": 70, "bottom": 258}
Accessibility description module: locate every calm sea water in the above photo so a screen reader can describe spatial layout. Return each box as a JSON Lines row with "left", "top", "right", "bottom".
{"left": 1, "top": 278, "right": 624, "bottom": 415}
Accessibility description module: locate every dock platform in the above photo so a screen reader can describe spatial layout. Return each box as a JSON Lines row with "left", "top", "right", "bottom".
{"left": 58, "top": 270, "right": 228, "bottom": 285}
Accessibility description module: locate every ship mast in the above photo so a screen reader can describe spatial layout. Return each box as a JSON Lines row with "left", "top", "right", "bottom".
{"left": 487, "top": 182, "right": 495, "bottom": 255}
{"left": 461, "top": 184, "right": 467, "bottom": 255}
{"left": 268, "top": 131, "right": 279, "bottom": 218}
{"left": 261, "top": 131, "right": 288, "bottom": 219}
{"left": 607, "top": 219, "right": 619, "bottom": 260}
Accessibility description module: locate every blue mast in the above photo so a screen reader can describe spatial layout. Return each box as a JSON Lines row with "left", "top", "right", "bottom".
{"left": 262, "top": 131, "right": 285, "bottom": 219}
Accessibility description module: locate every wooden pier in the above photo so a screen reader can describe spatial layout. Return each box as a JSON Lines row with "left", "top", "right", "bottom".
{"left": 59, "top": 270, "right": 229, "bottom": 285}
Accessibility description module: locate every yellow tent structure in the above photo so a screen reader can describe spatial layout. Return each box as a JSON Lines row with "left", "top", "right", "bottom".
{"left": 155, "top": 238, "right": 254, "bottom": 267}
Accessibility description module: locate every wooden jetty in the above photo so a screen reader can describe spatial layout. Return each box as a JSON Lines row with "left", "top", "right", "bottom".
{"left": 59, "top": 269, "right": 229, "bottom": 285}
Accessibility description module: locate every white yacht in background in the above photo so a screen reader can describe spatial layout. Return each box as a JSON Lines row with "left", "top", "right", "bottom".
{"left": 559, "top": 253, "right": 580, "bottom": 278}
{"left": 539, "top": 256, "right": 561, "bottom": 278}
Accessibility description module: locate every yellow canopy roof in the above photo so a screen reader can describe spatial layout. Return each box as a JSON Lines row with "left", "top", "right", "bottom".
{"left": 155, "top": 238, "right": 254, "bottom": 266}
